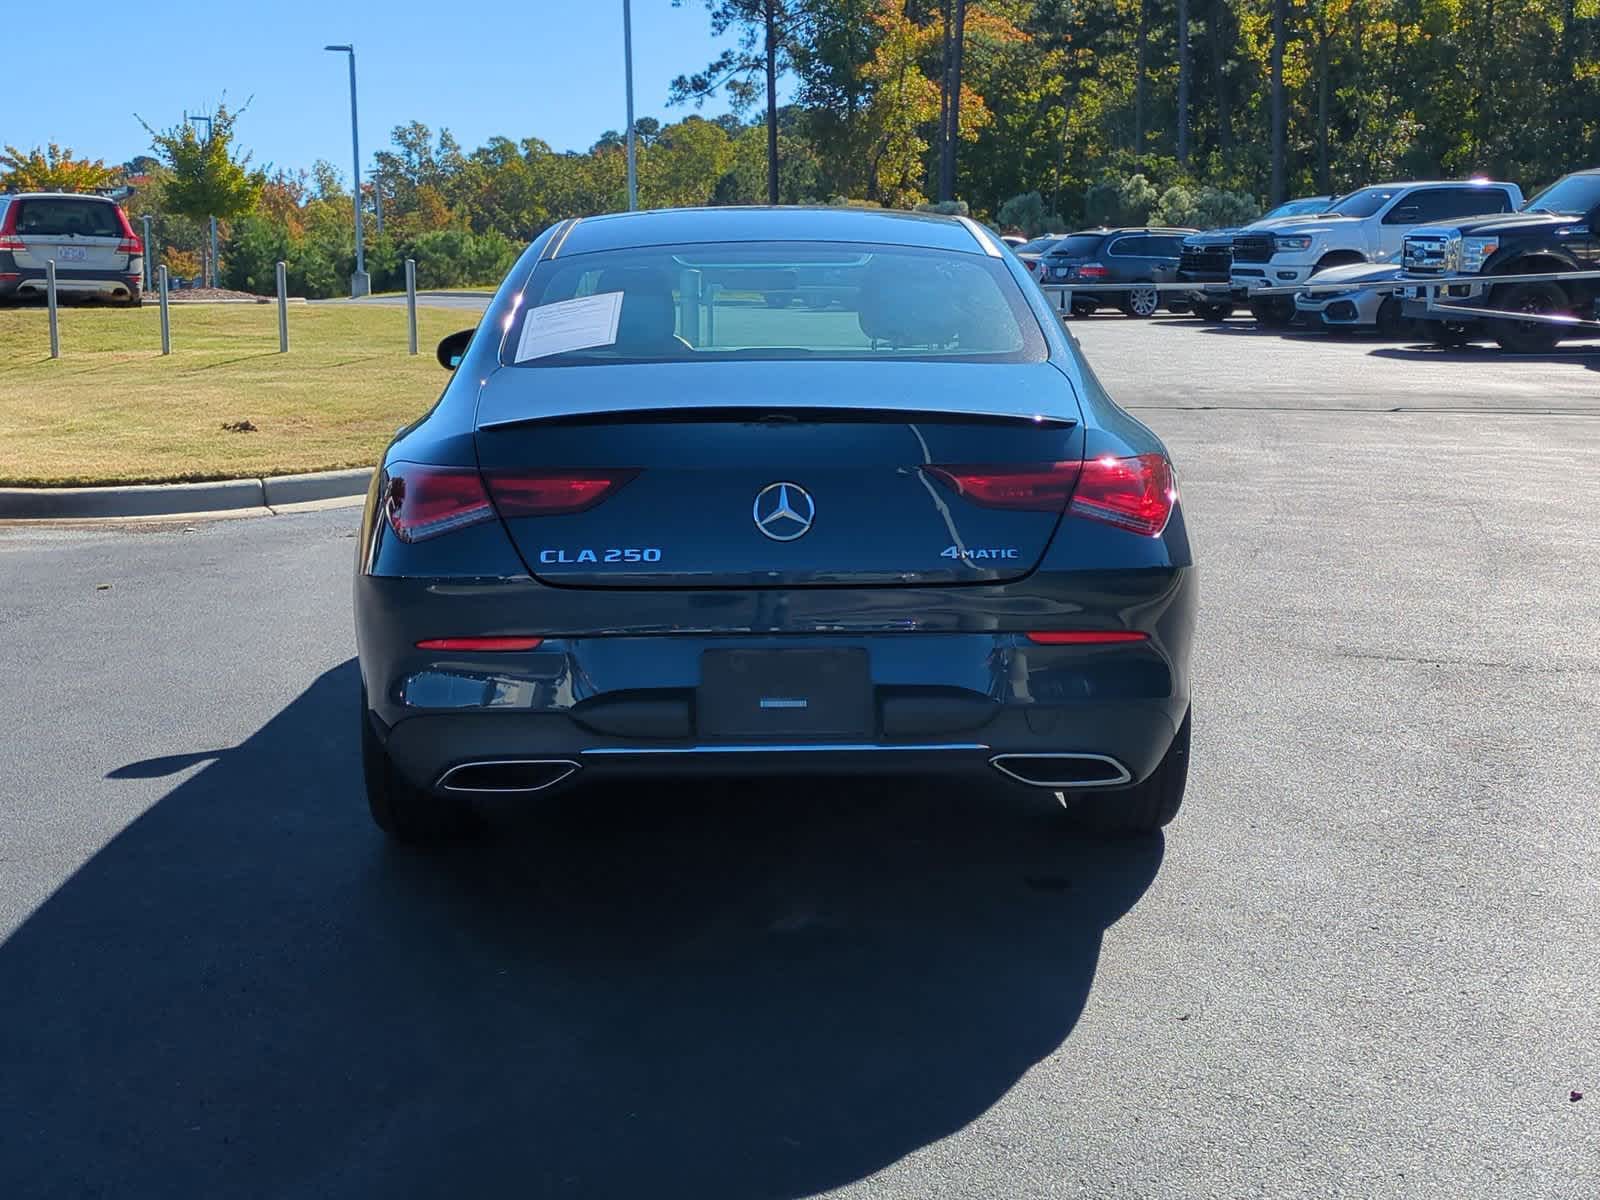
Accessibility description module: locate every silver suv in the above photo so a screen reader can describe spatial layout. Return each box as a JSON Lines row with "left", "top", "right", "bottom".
{"left": 0, "top": 192, "right": 145, "bottom": 307}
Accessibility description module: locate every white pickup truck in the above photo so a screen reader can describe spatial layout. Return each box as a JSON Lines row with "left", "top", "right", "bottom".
{"left": 1229, "top": 180, "right": 1523, "bottom": 326}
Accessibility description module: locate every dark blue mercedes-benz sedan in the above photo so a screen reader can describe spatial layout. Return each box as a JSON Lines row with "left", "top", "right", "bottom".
{"left": 354, "top": 206, "right": 1196, "bottom": 842}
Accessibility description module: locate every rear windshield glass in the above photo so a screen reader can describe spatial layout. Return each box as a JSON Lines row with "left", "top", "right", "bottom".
{"left": 15, "top": 199, "right": 122, "bottom": 238}
{"left": 504, "top": 241, "right": 1047, "bottom": 366}
{"left": 1041, "top": 234, "right": 1106, "bottom": 258}
{"left": 1013, "top": 235, "right": 1060, "bottom": 255}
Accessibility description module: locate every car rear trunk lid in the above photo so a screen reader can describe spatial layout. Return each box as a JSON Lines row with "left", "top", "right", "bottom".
{"left": 473, "top": 360, "right": 1083, "bottom": 589}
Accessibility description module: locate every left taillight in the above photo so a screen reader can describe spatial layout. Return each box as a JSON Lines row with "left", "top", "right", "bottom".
{"left": 488, "top": 469, "right": 638, "bottom": 517}
{"left": 383, "top": 465, "right": 638, "bottom": 542}
{"left": 384, "top": 466, "right": 496, "bottom": 543}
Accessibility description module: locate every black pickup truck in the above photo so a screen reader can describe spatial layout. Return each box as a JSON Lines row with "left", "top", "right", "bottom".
{"left": 1401, "top": 168, "right": 1600, "bottom": 351}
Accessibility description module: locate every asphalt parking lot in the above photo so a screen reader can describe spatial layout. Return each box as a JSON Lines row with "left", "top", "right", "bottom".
{"left": 2, "top": 316, "right": 1596, "bottom": 1198}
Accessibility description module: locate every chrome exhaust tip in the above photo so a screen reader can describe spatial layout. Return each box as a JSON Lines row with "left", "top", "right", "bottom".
{"left": 436, "top": 759, "right": 580, "bottom": 794}
{"left": 989, "top": 752, "right": 1132, "bottom": 789}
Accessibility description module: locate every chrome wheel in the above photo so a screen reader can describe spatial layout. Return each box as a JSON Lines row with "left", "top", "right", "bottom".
{"left": 1125, "top": 286, "right": 1159, "bottom": 318}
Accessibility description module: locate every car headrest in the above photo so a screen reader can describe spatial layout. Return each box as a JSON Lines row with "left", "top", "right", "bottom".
{"left": 856, "top": 259, "right": 964, "bottom": 349}
{"left": 595, "top": 267, "right": 678, "bottom": 348}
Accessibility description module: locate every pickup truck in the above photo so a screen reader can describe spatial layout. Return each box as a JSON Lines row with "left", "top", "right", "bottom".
{"left": 1229, "top": 180, "right": 1523, "bottom": 326}
{"left": 1400, "top": 168, "right": 1600, "bottom": 352}
{"left": 1177, "top": 196, "right": 1330, "bottom": 320}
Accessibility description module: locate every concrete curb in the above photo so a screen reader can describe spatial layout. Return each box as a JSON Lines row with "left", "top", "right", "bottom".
{"left": 0, "top": 468, "right": 373, "bottom": 519}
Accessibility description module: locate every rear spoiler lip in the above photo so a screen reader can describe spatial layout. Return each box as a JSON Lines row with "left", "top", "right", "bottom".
{"left": 477, "top": 405, "right": 1078, "bottom": 432}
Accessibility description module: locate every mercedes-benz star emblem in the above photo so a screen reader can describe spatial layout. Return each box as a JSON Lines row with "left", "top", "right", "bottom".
{"left": 753, "top": 482, "right": 815, "bottom": 542}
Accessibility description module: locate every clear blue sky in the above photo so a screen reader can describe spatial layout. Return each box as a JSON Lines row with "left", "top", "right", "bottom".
{"left": 14, "top": 2, "right": 787, "bottom": 179}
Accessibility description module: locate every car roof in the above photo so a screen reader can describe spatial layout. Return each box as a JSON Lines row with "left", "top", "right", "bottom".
{"left": 554, "top": 205, "right": 990, "bottom": 257}
{"left": 6, "top": 191, "right": 119, "bottom": 201}
{"left": 1050, "top": 226, "right": 1197, "bottom": 240}
{"left": 1347, "top": 180, "right": 1516, "bottom": 189}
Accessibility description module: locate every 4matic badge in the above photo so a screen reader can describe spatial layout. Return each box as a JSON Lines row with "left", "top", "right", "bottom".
{"left": 941, "top": 546, "right": 1020, "bottom": 561}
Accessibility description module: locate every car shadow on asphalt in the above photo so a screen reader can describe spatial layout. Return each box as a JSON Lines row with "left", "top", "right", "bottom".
{"left": 0, "top": 660, "right": 1162, "bottom": 1198}
{"left": 1367, "top": 343, "right": 1600, "bottom": 369}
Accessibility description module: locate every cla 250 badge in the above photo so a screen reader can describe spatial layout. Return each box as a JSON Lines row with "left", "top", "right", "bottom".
{"left": 941, "top": 546, "right": 1020, "bottom": 560}
{"left": 539, "top": 547, "right": 663, "bottom": 564}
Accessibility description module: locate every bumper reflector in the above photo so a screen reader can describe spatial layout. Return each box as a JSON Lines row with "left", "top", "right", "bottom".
{"left": 416, "top": 636, "right": 545, "bottom": 651}
{"left": 1025, "top": 631, "right": 1148, "bottom": 645}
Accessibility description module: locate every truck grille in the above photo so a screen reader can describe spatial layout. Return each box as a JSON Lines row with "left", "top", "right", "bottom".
{"left": 1179, "top": 244, "right": 1231, "bottom": 276}
{"left": 1231, "top": 234, "right": 1275, "bottom": 263}
{"left": 1402, "top": 235, "right": 1456, "bottom": 274}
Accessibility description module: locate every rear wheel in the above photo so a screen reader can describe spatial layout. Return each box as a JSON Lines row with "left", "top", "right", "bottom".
{"left": 1121, "top": 285, "right": 1160, "bottom": 318}
{"left": 1191, "top": 300, "right": 1233, "bottom": 322}
{"left": 1070, "top": 300, "right": 1098, "bottom": 318}
{"left": 119, "top": 289, "right": 142, "bottom": 309}
{"left": 1060, "top": 708, "right": 1191, "bottom": 836}
{"left": 361, "top": 685, "right": 473, "bottom": 844}
{"left": 1492, "top": 281, "right": 1567, "bottom": 353}
{"left": 1248, "top": 297, "right": 1296, "bottom": 328}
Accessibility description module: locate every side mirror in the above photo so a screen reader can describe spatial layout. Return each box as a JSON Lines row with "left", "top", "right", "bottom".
{"left": 436, "top": 328, "right": 474, "bottom": 371}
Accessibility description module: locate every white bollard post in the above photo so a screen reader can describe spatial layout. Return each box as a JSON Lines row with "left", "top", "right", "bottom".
{"left": 46, "top": 260, "right": 60, "bottom": 358}
{"left": 159, "top": 265, "right": 171, "bottom": 355}
{"left": 276, "top": 261, "right": 289, "bottom": 353}
{"left": 405, "top": 258, "right": 418, "bottom": 355}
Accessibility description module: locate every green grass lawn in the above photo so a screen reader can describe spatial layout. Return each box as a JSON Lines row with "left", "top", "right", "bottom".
{"left": 0, "top": 303, "right": 476, "bottom": 486}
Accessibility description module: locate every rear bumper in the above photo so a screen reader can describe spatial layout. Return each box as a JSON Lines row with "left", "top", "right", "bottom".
{"left": 0, "top": 259, "right": 141, "bottom": 298}
{"left": 371, "top": 701, "right": 1186, "bottom": 797}
{"left": 355, "top": 566, "right": 1198, "bottom": 795}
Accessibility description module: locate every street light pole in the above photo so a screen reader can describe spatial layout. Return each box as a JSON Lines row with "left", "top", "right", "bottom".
{"left": 184, "top": 111, "right": 216, "bottom": 286}
{"left": 325, "top": 43, "right": 370, "bottom": 297}
{"left": 623, "top": 0, "right": 637, "bottom": 211}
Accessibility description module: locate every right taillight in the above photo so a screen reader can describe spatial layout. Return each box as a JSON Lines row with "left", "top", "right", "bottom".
{"left": 924, "top": 461, "right": 1083, "bottom": 511}
{"left": 1069, "top": 453, "right": 1176, "bottom": 536}
{"left": 383, "top": 465, "right": 637, "bottom": 543}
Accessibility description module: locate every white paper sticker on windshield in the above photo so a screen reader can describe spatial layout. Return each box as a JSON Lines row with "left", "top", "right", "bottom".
{"left": 514, "top": 291, "right": 624, "bottom": 362}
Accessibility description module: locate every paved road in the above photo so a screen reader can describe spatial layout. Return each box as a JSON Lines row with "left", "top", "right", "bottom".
{"left": 2, "top": 320, "right": 1596, "bottom": 1197}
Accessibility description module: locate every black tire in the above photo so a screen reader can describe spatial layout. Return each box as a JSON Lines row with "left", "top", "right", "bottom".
{"left": 1429, "top": 322, "right": 1474, "bottom": 348}
{"left": 1491, "top": 281, "right": 1567, "bottom": 354}
{"left": 120, "top": 289, "right": 143, "bottom": 309}
{"left": 1374, "top": 295, "right": 1411, "bottom": 338}
{"left": 361, "top": 685, "right": 473, "bottom": 843}
{"left": 1060, "top": 708, "right": 1192, "bottom": 836}
{"left": 1191, "top": 300, "right": 1234, "bottom": 322}
{"left": 1070, "top": 301, "right": 1098, "bottom": 318}
{"left": 1121, "top": 284, "right": 1160, "bottom": 318}
{"left": 1248, "top": 297, "right": 1296, "bottom": 328}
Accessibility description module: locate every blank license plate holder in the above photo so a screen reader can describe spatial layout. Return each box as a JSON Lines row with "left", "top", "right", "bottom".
{"left": 698, "top": 649, "right": 873, "bottom": 740}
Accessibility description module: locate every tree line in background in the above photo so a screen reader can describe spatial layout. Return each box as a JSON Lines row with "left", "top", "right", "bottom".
{"left": 6, "top": 0, "right": 1596, "bottom": 298}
